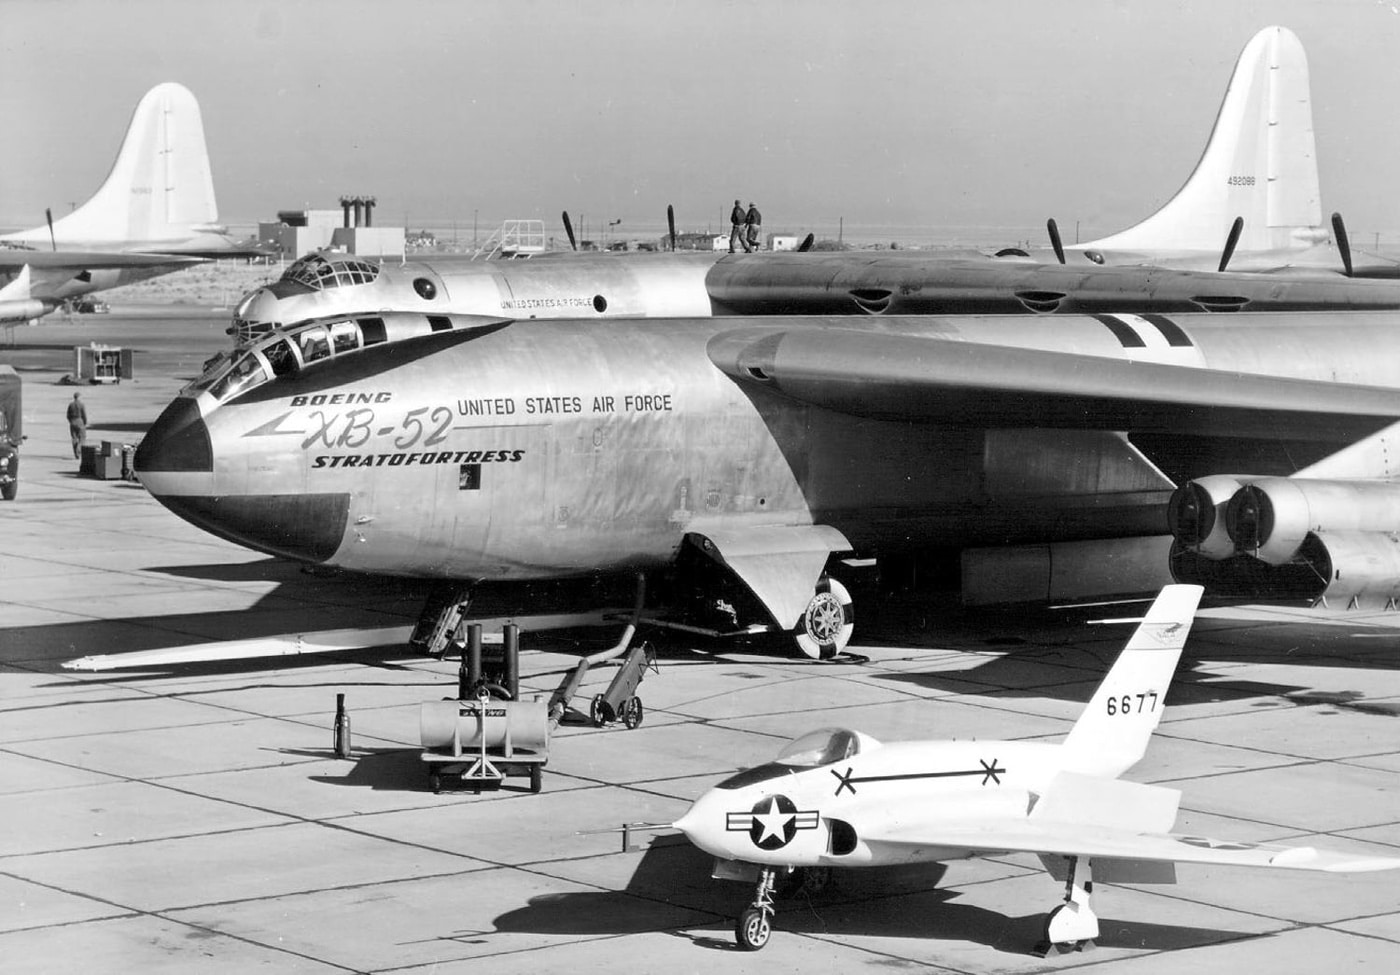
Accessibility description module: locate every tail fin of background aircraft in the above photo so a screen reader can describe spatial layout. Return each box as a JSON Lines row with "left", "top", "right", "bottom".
{"left": 1079, "top": 26, "right": 1325, "bottom": 258}
{"left": 42, "top": 82, "right": 219, "bottom": 246}
{"left": 1060, "top": 585, "right": 1203, "bottom": 779}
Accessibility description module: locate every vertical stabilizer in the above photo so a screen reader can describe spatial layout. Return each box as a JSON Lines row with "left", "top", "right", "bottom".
{"left": 1060, "top": 585, "right": 1203, "bottom": 779}
{"left": 38, "top": 83, "right": 219, "bottom": 246}
{"left": 1079, "top": 26, "right": 1324, "bottom": 258}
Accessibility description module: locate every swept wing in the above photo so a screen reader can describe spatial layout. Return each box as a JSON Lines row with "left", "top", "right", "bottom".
{"left": 862, "top": 821, "right": 1400, "bottom": 873}
{"left": 707, "top": 324, "right": 1400, "bottom": 442}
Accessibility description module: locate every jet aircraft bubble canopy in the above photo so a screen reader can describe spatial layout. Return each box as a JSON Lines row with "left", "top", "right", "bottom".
{"left": 775, "top": 728, "right": 867, "bottom": 767}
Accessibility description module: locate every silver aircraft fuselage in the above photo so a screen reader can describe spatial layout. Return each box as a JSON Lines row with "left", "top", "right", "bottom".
{"left": 227, "top": 251, "right": 1400, "bottom": 347}
{"left": 137, "top": 311, "right": 1400, "bottom": 582}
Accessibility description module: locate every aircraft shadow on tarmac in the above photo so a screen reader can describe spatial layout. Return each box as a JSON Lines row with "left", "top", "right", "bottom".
{"left": 855, "top": 595, "right": 1400, "bottom": 709}
{"left": 491, "top": 839, "right": 1261, "bottom": 956}
{"left": 86, "top": 421, "right": 154, "bottom": 434}
{"left": 300, "top": 746, "right": 431, "bottom": 792}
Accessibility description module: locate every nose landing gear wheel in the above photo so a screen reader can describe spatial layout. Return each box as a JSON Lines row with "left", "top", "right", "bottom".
{"left": 622, "top": 696, "right": 644, "bottom": 729}
{"left": 794, "top": 577, "right": 854, "bottom": 659}
{"left": 734, "top": 866, "right": 777, "bottom": 950}
{"left": 735, "top": 906, "right": 771, "bottom": 951}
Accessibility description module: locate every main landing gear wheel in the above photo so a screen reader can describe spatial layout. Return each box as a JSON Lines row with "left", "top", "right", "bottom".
{"left": 1034, "top": 856, "right": 1099, "bottom": 956}
{"left": 794, "top": 577, "right": 854, "bottom": 660}
{"left": 529, "top": 764, "right": 543, "bottom": 794}
{"left": 589, "top": 694, "right": 606, "bottom": 727}
{"left": 622, "top": 696, "right": 644, "bottom": 730}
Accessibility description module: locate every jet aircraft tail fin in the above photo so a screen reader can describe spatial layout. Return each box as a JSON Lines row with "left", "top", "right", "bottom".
{"left": 1059, "top": 584, "right": 1203, "bottom": 780}
{"left": 1079, "top": 26, "right": 1325, "bottom": 260}
{"left": 34, "top": 83, "right": 220, "bottom": 247}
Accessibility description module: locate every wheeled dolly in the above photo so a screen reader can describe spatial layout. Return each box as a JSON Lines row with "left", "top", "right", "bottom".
{"left": 589, "top": 642, "right": 657, "bottom": 729}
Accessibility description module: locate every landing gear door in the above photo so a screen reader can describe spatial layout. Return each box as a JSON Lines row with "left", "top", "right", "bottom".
{"left": 686, "top": 525, "right": 851, "bottom": 630}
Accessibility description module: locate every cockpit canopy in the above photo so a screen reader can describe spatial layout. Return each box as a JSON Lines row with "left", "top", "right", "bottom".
{"left": 282, "top": 254, "right": 381, "bottom": 291}
{"left": 775, "top": 728, "right": 862, "bottom": 767}
{"left": 185, "top": 311, "right": 505, "bottom": 404}
{"left": 715, "top": 728, "right": 873, "bottom": 790}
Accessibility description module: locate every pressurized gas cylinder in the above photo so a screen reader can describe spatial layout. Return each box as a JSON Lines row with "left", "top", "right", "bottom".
{"left": 420, "top": 698, "right": 548, "bottom": 752}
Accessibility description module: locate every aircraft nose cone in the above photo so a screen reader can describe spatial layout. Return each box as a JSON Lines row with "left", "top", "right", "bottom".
{"left": 135, "top": 396, "right": 212, "bottom": 473}
{"left": 136, "top": 396, "right": 351, "bottom": 564}
{"left": 152, "top": 492, "right": 352, "bottom": 564}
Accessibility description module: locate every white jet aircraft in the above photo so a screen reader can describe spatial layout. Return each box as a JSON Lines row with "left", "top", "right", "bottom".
{"left": 675, "top": 585, "right": 1400, "bottom": 952}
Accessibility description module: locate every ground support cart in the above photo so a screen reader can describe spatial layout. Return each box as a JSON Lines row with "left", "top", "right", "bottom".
{"left": 420, "top": 694, "right": 549, "bottom": 793}
{"left": 589, "top": 642, "right": 657, "bottom": 729}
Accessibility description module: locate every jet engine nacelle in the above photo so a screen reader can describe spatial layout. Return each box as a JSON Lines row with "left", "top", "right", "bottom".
{"left": 0, "top": 299, "right": 50, "bottom": 324}
{"left": 1166, "top": 475, "right": 1243, "bottom": 560}
{"left": 1225, "top": 477, "right": 1400, "bottom": 565}
{"left": 1309, "top": 530, "right": 1400, "bottom": 606}
{"left": 1172, "top": 529, "right": 1400, "bottom": 608}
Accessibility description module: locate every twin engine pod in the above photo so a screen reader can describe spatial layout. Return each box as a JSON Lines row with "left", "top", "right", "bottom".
{"left": 1168, "top": 476, "right": 1400, "bottom": 606}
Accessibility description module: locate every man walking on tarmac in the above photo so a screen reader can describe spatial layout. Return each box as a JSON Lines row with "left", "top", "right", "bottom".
{"left": 729, "top": 199, "right": 750, "bottom": 253}
{"left": 67, "top": 391, "right": 87, "bottom": 461}
{"left": 745, "top": 201, "right": 762, "bottom": 252}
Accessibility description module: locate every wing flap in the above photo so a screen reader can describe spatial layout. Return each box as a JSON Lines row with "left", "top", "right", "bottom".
{"left": 708, "top": 325, "right": 1400, "bottom": 442}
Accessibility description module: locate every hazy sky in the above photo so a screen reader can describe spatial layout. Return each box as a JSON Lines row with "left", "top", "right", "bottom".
{"left": 6, "top": 0, "right": 1400, "bottom": 244}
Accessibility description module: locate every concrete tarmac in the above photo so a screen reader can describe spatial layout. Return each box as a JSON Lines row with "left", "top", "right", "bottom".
{"left": 2, "top": 311, "right": 1399, "bottom": 972}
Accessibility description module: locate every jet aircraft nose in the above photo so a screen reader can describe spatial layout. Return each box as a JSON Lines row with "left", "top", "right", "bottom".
{"left": 136, "top": 396, "right": 351, "bottom": 564}
{"left": 672, "top": 790, "right": 734, "bottom": 858}
{"left": 135, "top": 396, "right": 212, "bottom": 473}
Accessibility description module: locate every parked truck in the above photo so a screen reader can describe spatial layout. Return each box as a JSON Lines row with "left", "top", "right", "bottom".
{"left": 0, "top": 366, "right": 21, "bottom": 500}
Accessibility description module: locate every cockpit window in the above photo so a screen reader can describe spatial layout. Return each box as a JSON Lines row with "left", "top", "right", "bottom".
{"left": 281, "top": 254, "right": 381, "bottom": 291}
{"left": 209, "top": 353, "right": 268, "bottom": 401}
{"left": 775, "top": 729, "right": 861, "bottom": 767}
{"left": 263, "top": 338, "right": 297, "bottom": 377}
{"left": 329, "top": 320, "right": 360, "bottom": 354}
{"left": 297, "top": 327, "right": 331, "bottom": 364}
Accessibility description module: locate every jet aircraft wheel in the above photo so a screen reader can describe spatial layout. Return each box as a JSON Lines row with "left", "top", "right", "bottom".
{"left": 529, "top": 764, "right": 543, "bottom": 793}
{"left": 622, "top": 696, "right": 644, "bottom": 730}
{"left": 794, "top": 577, "right": 854, "bottom": 660}
{"left": 1, "top": 482, "right": 14, "bottom": 502}
{"left": 428, "top": 770, "right": 442, "bottom": 794}
{"left": 735, "top": 906, "right": 772, "bottom": 951}
{"left": 589, "top": 694, "right": 606, "bottom": 727}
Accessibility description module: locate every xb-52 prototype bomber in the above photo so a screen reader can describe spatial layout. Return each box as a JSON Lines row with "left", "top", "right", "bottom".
{"left": 127, "top": 301, "right": 1400, "bottom": 665}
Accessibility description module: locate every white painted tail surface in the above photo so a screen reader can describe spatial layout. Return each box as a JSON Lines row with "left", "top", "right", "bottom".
{"left": 1081, "top": 26, "right": 1324, "bottom": 257}
{"left": 41, "top": 83, "right": 219, "bottom": 245}
{"left": 1060, "top": 584, "right": 1203, "bottom": 779}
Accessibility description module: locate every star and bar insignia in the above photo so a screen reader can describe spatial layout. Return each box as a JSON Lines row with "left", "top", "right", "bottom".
{"left": 726, "top": 794, "right": 821, "bottom": 850}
